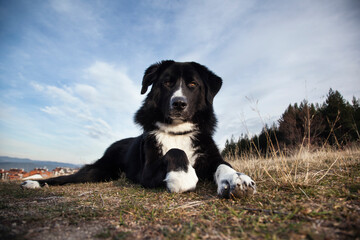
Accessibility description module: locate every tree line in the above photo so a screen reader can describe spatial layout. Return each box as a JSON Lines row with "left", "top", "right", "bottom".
{"left": 222, "top": 89, "right": 360, "bottom": 157}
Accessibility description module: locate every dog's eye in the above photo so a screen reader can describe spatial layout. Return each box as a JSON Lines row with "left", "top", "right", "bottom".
{"left": 164, "top": 80, "right": 173, "bottom": 88}
{"left": 187, "top": 81, "right": 197, "bottom": 88}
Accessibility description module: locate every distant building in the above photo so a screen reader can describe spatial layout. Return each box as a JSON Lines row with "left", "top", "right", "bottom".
{"left": 0, "top": 167, "right": 78, "bottom": 181}
{"left": 52, "top": 167, "right": 78, "bottom": 176}
{"left": 0, "top": 169, "right": 8, "bottom": 180}
{"left": 5, "top": 168, "right": 27, "bottom": 180}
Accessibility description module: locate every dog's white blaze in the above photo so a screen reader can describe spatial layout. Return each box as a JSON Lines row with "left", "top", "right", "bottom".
{"left": 153, "top": 122, "right": 198, "bottom": 166}
{"left": 164, "top": 165, "right": 198, "bottom": 193}
{"left": 21, "top": 180, "right": 41, "bottom": 189}
{"left": 171, "top": 81, "right": 185, "bottom": 99}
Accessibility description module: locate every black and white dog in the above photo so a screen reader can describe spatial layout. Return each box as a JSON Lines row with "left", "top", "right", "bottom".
{"left": 21, "top": 60, "right": 256, "bottom": 198}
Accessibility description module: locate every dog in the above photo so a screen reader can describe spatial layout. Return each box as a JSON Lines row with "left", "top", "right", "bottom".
{"left": 21, "top": 60, "right": 256, "bottom": 198}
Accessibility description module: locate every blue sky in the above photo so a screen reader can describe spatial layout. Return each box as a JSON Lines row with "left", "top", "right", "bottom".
{"left": 1, "top": 0, "right": 359, "bottom": 164}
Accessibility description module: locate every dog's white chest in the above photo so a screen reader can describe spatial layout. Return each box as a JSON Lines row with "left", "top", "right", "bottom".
{"left": 153, "top": 131, "right": 197, "bottom": 166}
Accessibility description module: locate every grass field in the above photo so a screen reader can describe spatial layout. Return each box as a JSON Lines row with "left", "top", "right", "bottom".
{"left": 0, "top": 148, "right": 359, "bottom": 239}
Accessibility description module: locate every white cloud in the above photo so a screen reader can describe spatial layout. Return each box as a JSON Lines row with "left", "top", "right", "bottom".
{"left": 2, "top": 60, "right": 145, "bottom": 163}
{"left": 74, "top": 84, "right": 98, "bottom": 103}
{"left": 41, "top": 106, "right": 63, "bottom": 116}
{"left": 30, "top": 82, "right": 45, "bottom": 92}
{"left": 46, "top": 85, "right": 79, "bottom": 104}
{"left": 84, "top": 118, "right": 112, "bottom": 139}
{"left": 84, "top": 61, "right": 142, "bottom": 112}
{"left": 32, "top": 61, "right": 143, "bottom": 142}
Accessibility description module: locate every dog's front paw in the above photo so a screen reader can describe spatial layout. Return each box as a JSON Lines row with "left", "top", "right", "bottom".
{"left": 164, "top": 165, "right": 198, "bottom": 193}
{"left": 21, "top": 180, "right": 41, "bottom": 189}
{"left": 216, "top": 164, "right": 256, "bottom": 199}
{"left": 218, "top": 173, "right": 256, "bottom": 199}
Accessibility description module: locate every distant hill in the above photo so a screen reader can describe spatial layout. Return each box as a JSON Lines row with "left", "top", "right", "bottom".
{"left": 0, "top": 156, "right": 82, "bottom": 172}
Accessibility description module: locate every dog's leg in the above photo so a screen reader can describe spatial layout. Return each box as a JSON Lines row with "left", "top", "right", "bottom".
{"left": 214, "top": 164, "right": 256, "bottom": 199}
{"left": 141, "top": 159, "right": 168, "bottom": 189}
{"left": 163, "top": 149, "right": 198, "bottom": 193}
{"left": 21, "top": 163, "right": 119, "bottom": 189}
{"left": 21, "top": 165, "right": 97, "bottom": 189}
{"left": 140, "top": 148, "right": 198, "bottom": 192}
{"left": 20, "top": 139, "right": 132, "bottom": 189}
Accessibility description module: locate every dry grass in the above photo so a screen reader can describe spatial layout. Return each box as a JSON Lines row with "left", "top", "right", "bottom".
{"left": 0, "top": 147, "right": 359, "bottom": 239}
{"left": 228, "top": 147, "right": 360, "bottom": 187}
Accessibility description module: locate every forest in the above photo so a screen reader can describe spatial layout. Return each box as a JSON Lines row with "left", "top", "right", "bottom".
{"left": 222, "top": 88, "right": 360, "bottom": 157}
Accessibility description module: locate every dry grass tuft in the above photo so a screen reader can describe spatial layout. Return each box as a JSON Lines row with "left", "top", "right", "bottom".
{"left": 228, "top": 147, "right": 360, "bottom": 188}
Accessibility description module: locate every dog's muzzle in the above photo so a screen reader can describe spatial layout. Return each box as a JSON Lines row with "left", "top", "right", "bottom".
{"left": 171, "top": 96, "right": 187, "bottom": 111}
{"left": 169, "top": 96, "right": 188, "bottom": 120}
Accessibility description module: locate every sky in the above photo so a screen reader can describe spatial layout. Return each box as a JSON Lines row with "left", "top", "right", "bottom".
{"left": 0, "top": 0, "right": 359, "bottom": 165}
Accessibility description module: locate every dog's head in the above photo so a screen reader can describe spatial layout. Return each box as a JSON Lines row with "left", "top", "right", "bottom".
{"left": 135, "top": 60, "right": 222, "bottom": 132}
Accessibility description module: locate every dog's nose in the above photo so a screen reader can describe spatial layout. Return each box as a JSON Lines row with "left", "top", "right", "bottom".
{"left": 171, "top": 97, "right": 187, "bottom": 111}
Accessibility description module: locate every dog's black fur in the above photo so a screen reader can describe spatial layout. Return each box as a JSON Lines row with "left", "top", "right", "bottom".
{"left": 22, "top": 61, "right": 253, "bottom": 197}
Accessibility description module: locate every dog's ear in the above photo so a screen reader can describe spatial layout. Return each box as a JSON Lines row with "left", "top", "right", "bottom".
{"left": 141, "top": 60, "right": 175, "bottom": 94}
{"left": 190, "top": 62, "right": 222, "bottom": 104}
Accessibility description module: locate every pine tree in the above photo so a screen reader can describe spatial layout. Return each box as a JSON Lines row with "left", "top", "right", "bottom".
{"left": 278, "top": 104, "right": 301, "bottom": 146}
{"left": 351, "top": 97, "right": 360, "bottom": 140}
{"left": 321, "top": 89, "right": 354, "bottom": 145}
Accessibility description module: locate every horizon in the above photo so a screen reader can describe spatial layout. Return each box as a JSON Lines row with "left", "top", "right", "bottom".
{"left": 1, "top": 0, "right": 359, "bottom": 164}
{"left": 0, "top": 155, "right": 81, "bottom": 165}
{"left": 0, "top": 155, "right": 81, "bottom": 173}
